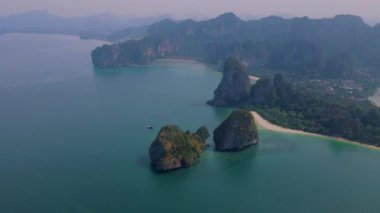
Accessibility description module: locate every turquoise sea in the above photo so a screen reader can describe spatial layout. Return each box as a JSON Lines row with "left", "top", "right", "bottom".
{"left": 1, "top": 33, "right": 380, "bottom": 213}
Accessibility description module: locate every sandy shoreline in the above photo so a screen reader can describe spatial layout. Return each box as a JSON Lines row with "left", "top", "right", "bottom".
{"left": 251, "top": 111, "right": 380, "bottom": 151}
{"left": 249, "top": 75, "right": 260, "bottom": 81}
{"left": 155, "top": 58, "right": 198, "bottom": 63}
{"left": 251, "top": 111, "right": 320, "bottom": 137}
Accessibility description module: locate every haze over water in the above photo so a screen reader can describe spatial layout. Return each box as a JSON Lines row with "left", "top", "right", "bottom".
{"left": 2, "top": 0, "right": 380, "bottom": 24}
{"left": 1, "top": 33, "right": 380, "bottom": 212}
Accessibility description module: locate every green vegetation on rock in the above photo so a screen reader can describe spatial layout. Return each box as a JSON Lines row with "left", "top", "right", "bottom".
{"left": 248, "top": 74, "right": 380, "bottom": 146}
{"left": 149, "top": 125, "right": 209, "bottom": 172}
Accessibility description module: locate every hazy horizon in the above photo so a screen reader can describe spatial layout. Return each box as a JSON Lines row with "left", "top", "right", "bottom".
{"left": 1, "top": 0, "right": 380, "bottom": 24}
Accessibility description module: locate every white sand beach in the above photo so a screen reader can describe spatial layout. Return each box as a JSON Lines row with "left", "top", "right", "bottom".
{"left": 249, "top": 75, "right": 260, "bottom": 81}
{"left": 251, "top": 111, "right": 380, "bottom": 151}
{"left": 251, "top": 111, "right": 319, "bottom": 136}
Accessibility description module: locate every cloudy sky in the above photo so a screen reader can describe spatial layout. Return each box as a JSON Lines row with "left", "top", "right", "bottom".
{"left": 1, "top": 0, "right": 380, "bottom": 24}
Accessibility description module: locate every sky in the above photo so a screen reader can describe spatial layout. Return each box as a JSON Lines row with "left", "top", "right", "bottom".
{"left": 1, "top": 0, "right": 380, "bottom": 24}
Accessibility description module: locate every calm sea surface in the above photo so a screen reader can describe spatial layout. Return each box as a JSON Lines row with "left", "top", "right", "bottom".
{"left": 1, "top": 33, "right": 380, "bottom": 213}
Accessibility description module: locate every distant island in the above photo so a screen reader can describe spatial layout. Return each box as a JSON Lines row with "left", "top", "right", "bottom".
{"left": 0, "top": 10, "right": 170, "bottom": 40}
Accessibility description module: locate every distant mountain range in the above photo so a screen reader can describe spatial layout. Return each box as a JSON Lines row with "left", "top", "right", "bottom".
{"left": 92, "top": 12, "right": 380, "bottom": 81}
{"left": 0, "top": 10, "right": 171, "bottom": 40}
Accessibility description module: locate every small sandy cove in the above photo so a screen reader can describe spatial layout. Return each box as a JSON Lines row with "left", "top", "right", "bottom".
{"left": 249, "top": 75, "right": 260, "bottom": 81}
{"left": 250, "top": 111, "right": 380, "bottom": 151}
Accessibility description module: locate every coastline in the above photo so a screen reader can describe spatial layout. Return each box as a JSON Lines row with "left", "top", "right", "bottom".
{"left": 251, "top": 111, "right": 380, "bottom": 151}
{"left": 249, "top": 75, "right": 260, "bottom": 81}
{"left": 154, "top": 58, "right": 198, "bottom": 63}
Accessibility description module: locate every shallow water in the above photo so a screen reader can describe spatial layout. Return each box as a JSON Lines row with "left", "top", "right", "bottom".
{"left": 1, "top": 34, "right": 380, "bottom": 213}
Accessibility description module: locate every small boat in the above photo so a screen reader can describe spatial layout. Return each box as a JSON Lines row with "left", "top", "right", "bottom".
{"left": 147, "top": 125, "right": 153, "bottom": 130}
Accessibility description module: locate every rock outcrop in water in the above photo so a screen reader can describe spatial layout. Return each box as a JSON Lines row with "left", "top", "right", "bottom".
{"left": 149, "top": 125, "right": 210, "bottom": 172}
{"left": 213, "top": 109, "right": 259, "bottom": 151}
{"left": 207, "top": 58, "right": 251, "bottom": 106}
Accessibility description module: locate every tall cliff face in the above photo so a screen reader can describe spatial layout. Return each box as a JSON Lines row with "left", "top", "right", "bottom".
{"left": 249, "top": 78, "right": 277, "bottom": 106}
{"left": 324, "top": 53, "right": 355, "bottom": 78}
{"left": 91, "top": 35, "right": 178, "bottom": 68}
{"left": 207, "top": 58, "right": 251, "bottom": 107}
{"left": 149, "top": 125, "right": 210, "bottom": 172}
{"left": 213, "top": 109, "right": 259, "bottom": 151}
{"left": 249, "top": 73, "right": 294, "bottom": 106}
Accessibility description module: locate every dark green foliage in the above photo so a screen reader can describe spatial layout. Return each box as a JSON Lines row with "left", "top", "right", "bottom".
{"left": 250, "top": 73, "right": 294, "bottom": 106}
{"left": 250, "top": 78, "right": 277, "bottom": 106}
{"left": 268, "top": 41, "right": 324, "bottom": 75}
{"left": 249, "top": 74, "right": 380, "bottom": 146}
{"left": 324, "top": 54, "right": 355, "bottom": 78}
{"left": 149, "top": 125, "right": 210, "bottom": 172}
